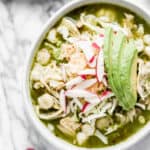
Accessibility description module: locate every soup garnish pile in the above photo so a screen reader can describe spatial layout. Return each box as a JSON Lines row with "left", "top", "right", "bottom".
{"left": 30, "top": 5, "right": 150, "bottom": 148}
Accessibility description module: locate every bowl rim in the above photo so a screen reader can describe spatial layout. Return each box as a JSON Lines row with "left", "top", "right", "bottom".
{"left": 23, "top": 0, "right": 150, "bottom": 150}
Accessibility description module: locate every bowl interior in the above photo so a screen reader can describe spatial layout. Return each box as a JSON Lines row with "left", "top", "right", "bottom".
{"left": 24, "top": 0, "right": 150, "bottom": 150}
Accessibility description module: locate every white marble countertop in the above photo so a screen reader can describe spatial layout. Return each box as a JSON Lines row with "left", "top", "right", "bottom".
{"left": 0, "top": 0, "right": 149, "bottom": 150}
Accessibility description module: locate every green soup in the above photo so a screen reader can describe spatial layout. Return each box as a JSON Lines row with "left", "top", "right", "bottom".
{"left": 29, "top": 4, "right": 150, "bottom": 148}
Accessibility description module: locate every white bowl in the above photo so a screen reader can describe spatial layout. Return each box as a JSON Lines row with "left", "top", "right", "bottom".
{"left": 23, "top": 0, "right": 150, "bottom": 150}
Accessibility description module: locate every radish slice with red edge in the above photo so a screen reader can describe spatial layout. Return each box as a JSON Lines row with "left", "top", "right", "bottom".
{"left": 73, "top": 78, "right": 97, "bottom": 89}
{"left": 60, "top": 90, "right": 66, "bottom": 113}
{"left": 89, "top": 55, "right": 95, "bottom": 63}
{"left": 92, "top": 42, "right": 100, "bottom": 50}
{"left": 101, "top": 90, "right": 112, "bottom": 96}
{"left": 81, "top": 102, "right": 90, "bottom": 112}
{"left": 79, "top": 69, "right": 96, "bottom": 76}
{"left": 93, "top": 35, "right": 104, "bottom": 48}
{"left": 78, "top": 40, "right": 94, "bottom": 62}
{"left": 88, "top": 55, "right": 97, "bottom": 68}
{"left": 100, "top": 91, "right": 114, "bottom": 101}
{"left": 66, "top": 76, "right": 84, "bottom": 89}
{"left": 65, "top": 89, "right": 100, "bottom": 103}
{"left": 79, "top": 75, "right": 87, "bottom": 80}
{"left": 82, "top": 103, "right": 98, "bottom": 113}
{"left": 99, "top": 33, "right": 104, "bottom": 37}
{"left": 96, "top": 49, "right": 105, "bottom": 82}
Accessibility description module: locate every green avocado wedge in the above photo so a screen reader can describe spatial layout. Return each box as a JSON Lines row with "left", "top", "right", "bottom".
{"left": 104, "top": 27, "right": 137, "bottom": 110}
{"left": 104, "top": 28, "right": 128, "bottom": 109}
{"left": 104, "top": 27, "right": 117, "bottom": 95}
{"left": 119, "top": 39, "right": 137, "bottom": 110}
{"left": 110, "top": 31, "right": 129, "bottom": 109}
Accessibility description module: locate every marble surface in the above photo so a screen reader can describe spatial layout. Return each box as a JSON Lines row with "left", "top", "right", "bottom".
{"left": 0, "top": 0, "right": 149, "bottom": 150}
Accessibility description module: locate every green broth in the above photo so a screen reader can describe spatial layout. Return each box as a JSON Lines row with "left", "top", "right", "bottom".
{"left": 30, "top": 4, "right": 150, "bottom": 148}
{"left": 41, "top": 111, "right": 150, "bottom": 148}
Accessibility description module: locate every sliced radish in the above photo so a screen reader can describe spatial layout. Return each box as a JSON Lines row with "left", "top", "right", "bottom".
{"left": 101, "top": 90, "right": 111, "bottom": 96}
{"left": 78, "top": 40, "right": 94, "bottom": 62}
{"left": 73, "top": 78, "right": 97, "bottom": 89}
{"left": 81, "top": 103, "right": 98, "bottom": 113}
{"left": 65, "top": 89, "right": 100, "bottom": 103}
{"left": 96, "top": 50, "right": 105, "bottom": 82}
{"left": 99, "top": 34, "right": 104, "bottom": 38}
{"left": 89, "top": 55, "right": 95, "bottom": 63}
{"left": 93, "top": 35, "right": 104, "bottom": 48}
{"left": 79, "top": 69, "right": 96, "bottom": 76}
{"left": 76, "top": 39, "right": 98, "bottom": 68}
{"left": 88, "top": 55, "right": 97, "bottom": 68}
{"left": 60, "top": 90, "right": 66, "bottom": 113}
{"left": 66, "top": 76, "right": 84, "bottom": 89}
{"left": 81, "top": 102, "right": 90, "bottom": 112}
{"left": 79, "top": 75, "right": 87, "bottom": 80}
{"left": 100, "top": 90, "right": 114, "bottom": 101}
{"left": 92, "top": 42, "right": 100, "bottom": 50}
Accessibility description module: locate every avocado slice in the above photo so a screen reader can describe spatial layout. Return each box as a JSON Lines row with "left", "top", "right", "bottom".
{"left": 104, "top": 27, "right": 117, "bottom": 93}
{"left": 104, "top": 28, "right": 125, "bottom": 106}
{"left": 104, "top": 28, "right": 137, "bottom": 110}
{"left": 104, "top": 28, "right": 128, "bottom": 108}
{"left": 110, "top": 31, "right": 129, "bottom": 108}
{"left": 119, "top": 40, "right": 137, "bottom": 110}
